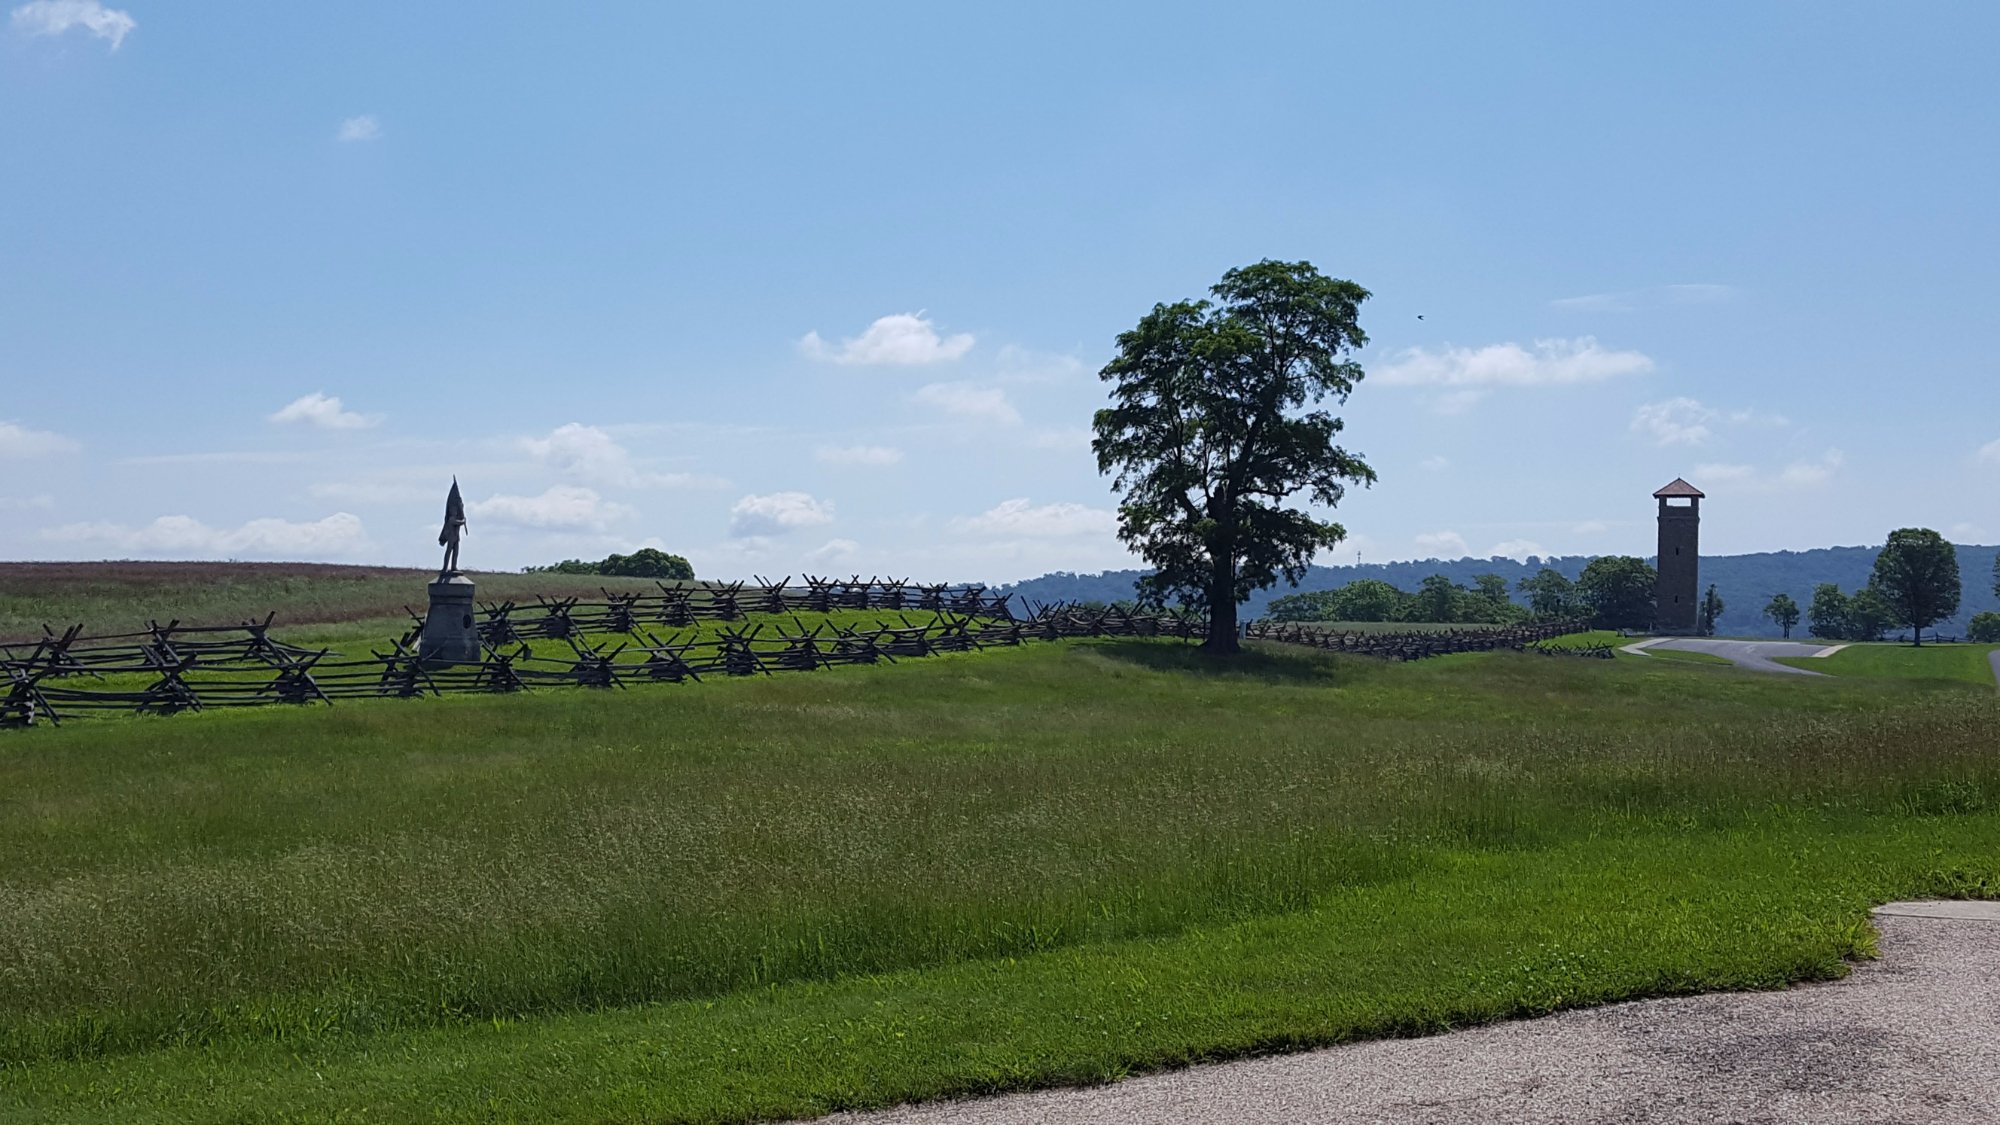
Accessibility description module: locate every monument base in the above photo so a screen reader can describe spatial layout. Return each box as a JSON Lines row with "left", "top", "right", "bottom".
{"left": 420, "top": 573, "right": 481, "bottom": 666}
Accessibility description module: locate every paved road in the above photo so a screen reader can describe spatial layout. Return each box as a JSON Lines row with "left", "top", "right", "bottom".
{"left": 1990, "top": 649, "right": 2000, "bottom": 689}
{"left": 833, "top": 903, "right": 2000, "bottom": 1125}
{"left": 1626, "top": 638, "right": 1840, "bottom": 675}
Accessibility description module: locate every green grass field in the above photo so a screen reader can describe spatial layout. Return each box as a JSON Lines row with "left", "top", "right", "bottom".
{"left": 5, "top": 628, "right": 2000, "bottom": 1121}
{"left": 1773, "top": 642, "right": 2000, "bottom": 685}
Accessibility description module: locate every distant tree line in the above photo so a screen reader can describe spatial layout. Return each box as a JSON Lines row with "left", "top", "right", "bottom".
{"left": 522, "top": 548, "right": 694, "bottom": 581}
{"left": 1255, "top": 527, "right": 1989, "bottom": 643}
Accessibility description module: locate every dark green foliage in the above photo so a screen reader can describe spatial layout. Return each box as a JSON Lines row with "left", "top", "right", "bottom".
{"left": 1764, "top": 592, "right": 1801, "bottom": 638}
{"left": 1699, "top": 584, "right": 1725, "bottom": 636}
{"left": 1408, "top": 574, "right": 1461, "bottom": 623}
{"left": 1969, "top": 612, "right": 2000, "bottom": 643}
{"left": 1577, "top": 555, "right": 1657, "bottom": 631}
{"left": 1093, "top": 260, "right": 1376, "bottom": 650}
{"left": 1517, "top": 568, "right": 1578, "bottom": 620}
{"left": 524, "top": 548, "right": 694, "bottom": 580}
{"left": 1870, "top": 528, "right": 1961, "bottom": 645}
{"left": 999, "top": 544, "right": 2000, "bottom": 640}
{"left": 1808, "top": 583, "right": 1850, "bottom": 640}
{"left": 1808, "top": 583, "right": 1894, "bottom": 642}
{"left": 1266, "top": 579, "right": 1408, "bottom": 622}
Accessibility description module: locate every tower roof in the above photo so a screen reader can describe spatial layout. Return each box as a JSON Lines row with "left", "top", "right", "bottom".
{"left": 1652, "top": 478, "right": 1705, "bottom": 499}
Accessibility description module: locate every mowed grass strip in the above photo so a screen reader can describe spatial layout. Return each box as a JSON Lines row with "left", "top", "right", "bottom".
{"left": 6, "top": 815, "right": 2000, "bottom": 1123}
{"left": 3, "top": 640, "right": 1999, "bottom": 1119}
{"left": 1773, "top": 642, "right": 2000, "bottom": 685}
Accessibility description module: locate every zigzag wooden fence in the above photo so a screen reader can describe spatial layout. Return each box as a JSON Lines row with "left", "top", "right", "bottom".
{"left": 0, "top": 582, "right": 1207, "bottom": 728}
{"left": 1, "top": 571, "right": 1600, "bottom": 728}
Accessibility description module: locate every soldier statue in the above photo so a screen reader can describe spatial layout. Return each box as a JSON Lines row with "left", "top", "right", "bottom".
{"left": 438, "top": 478, "right": 468, "bottom": 576}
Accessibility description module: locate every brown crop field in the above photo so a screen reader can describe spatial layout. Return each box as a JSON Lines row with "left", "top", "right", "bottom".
{"left": 0, "top": 561, "right": 667, "bottom": 641}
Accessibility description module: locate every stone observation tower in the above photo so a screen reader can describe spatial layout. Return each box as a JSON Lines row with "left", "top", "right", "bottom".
{"left": 1652, "top": 477, "right": 1704, "bottom": 634}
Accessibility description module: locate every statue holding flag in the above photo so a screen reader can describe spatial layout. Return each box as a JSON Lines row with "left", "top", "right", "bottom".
{"left": 438, "top": 478, "right": 468, "bottom": 577}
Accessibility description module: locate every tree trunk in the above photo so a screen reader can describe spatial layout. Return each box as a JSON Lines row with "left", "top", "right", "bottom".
{"left": 1204, "top": 551, "right": 1239, "bottom": 653}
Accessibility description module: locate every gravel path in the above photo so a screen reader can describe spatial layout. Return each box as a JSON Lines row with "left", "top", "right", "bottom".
{"left": 1633, "top": 638, "right": 1840, "bottom": 675}
{"left": 833, "top": 903, "right": 2000, "bottom": 1125}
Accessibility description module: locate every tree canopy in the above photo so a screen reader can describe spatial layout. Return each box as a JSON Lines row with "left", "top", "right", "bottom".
{"left": 1763, "top": 592, "right": 1800, "bottom": 638}
{"left": 1517, "top": 568, "right": 1577, "bottom": 620}
{"left": 1093, "top": 260, "right": 1375, "bottom": 651}
{"left": 1698, "top": 584, "right": 1725, "bottom": 637}
{"left": 1577, "top": 556, "right": 1656, "bottom": 631}
{"left": 1869, "top": 528, "right": 1961, "bottom": 646}
{"left": 523, "top": 548, "right": 694, "bottom": 581}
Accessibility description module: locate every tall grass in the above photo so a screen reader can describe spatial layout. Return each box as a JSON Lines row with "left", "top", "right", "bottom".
{"left": 1, "top": 640, "right": 1995, "bottom": 1067}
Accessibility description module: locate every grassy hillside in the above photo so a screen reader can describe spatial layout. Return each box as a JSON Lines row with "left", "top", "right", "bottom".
{"left": 3, "top": 639, "right": 1999, "bottom": 1120}
{"left": 0, "top": 561, "right": 675, "bottom": 641}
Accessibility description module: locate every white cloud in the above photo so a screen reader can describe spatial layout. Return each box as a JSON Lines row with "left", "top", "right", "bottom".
{"left": 41, "top": 512, "right": 369, "bottom": 559}
{"left": 1551, "top": 283, "right": 1736, "bottom": 312}
{"left": 1777, "top": 449, "right": 1845, "bottom": 488}
{"left": 1376, "top": 336, "right": 1654, "bottom": 388}
{"left": 913, "top": 381, "right": 1020, "bottom": 424}
{"left": 815, "top": 444, "right": 904, "bottom": 467}
{"left": 1977, "top": 438, "right": 2000, "bottom": 465}
{"left": 799, "top": 312, "right": 973, "bottom": 366}
{"left": 0, "top": 420, "right": 80, "bottom": 458}
{"left": 469, "top": 486, "right": 630, "bottom": 531}
{"left": 1950, "top": 522, "right": 1982, "bottom": 541}
{"left": 1572, "top": 520, "right": 1609, "bottom": 535}
{"left": 1028, "top": 427, "right": 1093, "bottom": 451}
{"left": 1414, "top": 530, "right": 1469, "bottom": 558}
{"left": 994, "top": 345, "right": 1089, "bottom": 383}
{"left": 337, "top": 115, "right": 381, "bottom": 142}
{"left": 1487, "top": 539, "right": 1545, "bottom": 562}
{"left": 522, "top": 423, "right": 723, "bottom": 489}
{"left": 0, "top": 494, "right": 55, "bottom": 511}
{"left": 308, "top": 478, "right": 436, "bottom": 505}
{"left": 10, "top": 0, "right": 133, "bottom": 49}
{"left": 268, "top": 392, "right": 381, "bottom": 431}
{"left": 1692, "top": 450, "right": 1844, "bottom": 492}
{"left": 950, "top": 498, "right": 1116, "bottom": 539}
{"left": 1631, "top": 398, "right": 1717, "bottom": 447}
{"left": 1419, "top": 455, "right": 1451, "bottom": 472}
{"left": 805, "top": 538, "right": 860, "bottom": 566}
{"left": 729, "top": 491, "right": 834, "bottom": 538}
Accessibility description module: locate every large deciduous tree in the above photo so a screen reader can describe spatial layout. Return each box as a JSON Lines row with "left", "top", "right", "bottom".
{"left": 1517, "top": 568, "right": 1577, "bottom": 621}
{"left": 1763, "top": 592, "right": 1801, "bottom": 638}
{"left": 1093, "top": 260, "right": 1375, "bottom": 652}
{"left": 1577, "top": 555, "right": 1657, "bottom": 631}
{"left": 1698, "top": 584, "right": 1725, "bottom": 636}
{"left": 1869, "top": 528, "right": 1961, "bottom": 646}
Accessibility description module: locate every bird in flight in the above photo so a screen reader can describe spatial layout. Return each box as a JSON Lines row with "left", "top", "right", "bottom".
{"left": 1417, "top": 314, "right": 1425, "bottom": 320}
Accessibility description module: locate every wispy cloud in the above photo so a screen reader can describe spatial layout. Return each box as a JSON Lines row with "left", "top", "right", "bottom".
{"left": 728, "top": 491, "right": 834, "bottom": 538}
{"left": 1978, "top": 438, "right": 2000, "bottom": 465}
{"left": 805, "top": 538, "right": 860, "bottom": 566}
{"left": 815, "top": 444, "right": 904, "bottom": 467}
{"left": 268, "top": 392, "right": 381, "bottom": 431}
{"left": 1552, "top": 283, "right": 1737, "bottom": 312}
{"left": 523, "top": 422, "right": 724, "bottom": 488}
{"left": 913, "top": 381, "right": 1019, "bottom": 424}
{"left": 950, "top": 498, "right": 1115, "bottom": 539}
{"left": 1419, "top": 455, "right": 1451, "bottom": 471}
{"left": 1414, "top": 530, "right": 1469, "bottom": 557}
{"left": 1487, "top": 538, "right": 1545, "bottom": 561}
{"left": 469, "top": 486, "right": 631, "bottom": 532}
{"left": 799, "top": 312, "right": 973, "bottom": 366}
{"left": 337, "top": 115, "right": 382, "bottom": 142}
{"left": 10, "top": 0, "right": 134, "bottom": 49}
{"left": 1375, "top": 337, "right": 1653, "bottom": 389}
{"left": 41, "top": 512, "right": 369, "bottom": 558}
{"left": 1694, "top": 449, "right": 1845, "bottom": 492}
{"left": 0, "top": 420, "right": 80, "bottom": 458}
{"left": 1631, "top": 398, "right": 1716, "bottom": 446}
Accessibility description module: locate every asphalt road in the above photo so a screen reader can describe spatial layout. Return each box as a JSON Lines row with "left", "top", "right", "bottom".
{"left": 1990, "top": 649, "right": 2000, "bottom": 689}
{"left": 1630, "top": 638, "right": 1839, "bottom": 675}
{"left": 833, "top": 903, "right": 2000, "bottom": 1125}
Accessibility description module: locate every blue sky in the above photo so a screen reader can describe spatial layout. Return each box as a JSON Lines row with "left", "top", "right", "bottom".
{"left": 3, "top": 2, "right": 1997, "bottom": 583}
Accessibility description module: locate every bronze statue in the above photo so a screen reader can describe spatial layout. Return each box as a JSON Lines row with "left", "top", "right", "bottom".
{"left": 438, "top": 478, "right": 467, "bottom": 576}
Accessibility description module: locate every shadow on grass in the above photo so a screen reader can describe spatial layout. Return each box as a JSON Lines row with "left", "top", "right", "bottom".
{"left": 1084, "top": 638, "right": 1361, "bottom": 685}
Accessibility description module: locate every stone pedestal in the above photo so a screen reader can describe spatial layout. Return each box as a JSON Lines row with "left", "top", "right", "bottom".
{"left": 420, "top": 574, "right": 481, "bottom": 666}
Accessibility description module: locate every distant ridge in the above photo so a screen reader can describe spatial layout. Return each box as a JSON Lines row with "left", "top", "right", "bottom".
{"left": 994, "top": 544, "right": 2000, "bottom": 639}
